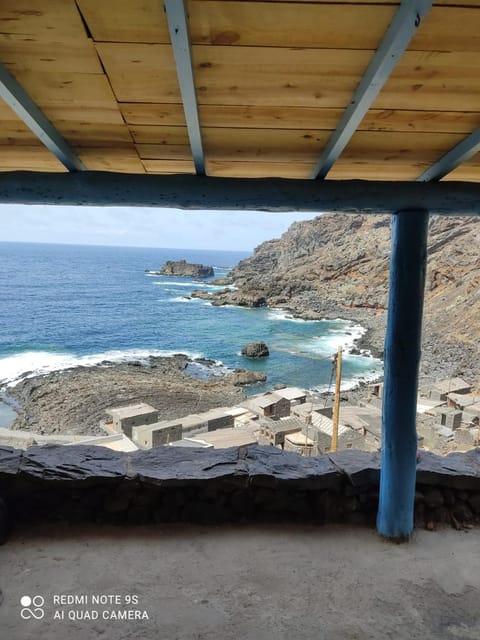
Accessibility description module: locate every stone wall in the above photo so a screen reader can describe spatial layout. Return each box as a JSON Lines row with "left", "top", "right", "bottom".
{"left": 0, "top": 445, "right": 480, "bottom": 538}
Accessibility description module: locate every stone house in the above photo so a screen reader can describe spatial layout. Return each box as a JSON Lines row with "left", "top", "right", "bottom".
{"left": 308, "top": 413, "right": 366, "bottom": 453}
{"left": 106, "top": 403, "right": 159, "bottom": 438}
{"left": 246, "top": 393, "right": 290, "bottom": 419}
{"left": 284, "top": 430, "right": 315, "bottom": 457}
{"left": 132, "top": 420, "right": 183, "bottom": 448}
{"left": 274, "top": 387, "right": 308, "bottom": 407}
{"left": 436, "top": 407, "right": 462, "bottom": 430}
{"left": 427, "top": 378, "right": 471, "bottom": 402}
{"left": 262, "top": 417, "right": 307, "bottom": 447}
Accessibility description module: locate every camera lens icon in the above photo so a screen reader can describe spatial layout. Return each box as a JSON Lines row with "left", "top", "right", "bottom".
{"left": 20, "top": 595, "right": 45, "bottom": 620}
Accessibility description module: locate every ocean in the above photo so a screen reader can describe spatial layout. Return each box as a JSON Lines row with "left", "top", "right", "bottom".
{"left": 0, "top": 242, "right": 382, "bottom": 417}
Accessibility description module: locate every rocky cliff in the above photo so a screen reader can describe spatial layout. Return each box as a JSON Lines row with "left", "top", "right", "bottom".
{"left": 202, "top": 214, "right": 480, "bottom": 382}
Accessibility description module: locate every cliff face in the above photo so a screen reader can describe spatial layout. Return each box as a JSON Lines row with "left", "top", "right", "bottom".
{"left": 205, "top": 214, "right": 480, "bottom": 380}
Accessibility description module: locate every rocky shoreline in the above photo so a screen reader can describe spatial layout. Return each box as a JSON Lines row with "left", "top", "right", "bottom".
{"left": 0, "top": 356, "right": 268, "bottom": 437}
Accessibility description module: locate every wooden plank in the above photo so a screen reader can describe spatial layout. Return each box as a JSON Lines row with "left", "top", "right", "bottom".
{"left": 78, "top": 147, "right": 145, "bottom": 173}
{"left": 442, "top": 153, "right": 480, "bottom": 182}
{"left": 0, "top": 146, "right": 65, "bottom": 171}
{"left": 121, "top": 103, "right": 480, "bottom": 134}
{"left": 410, "top": 6, "right": 480, "bottom": 51}
{"left": 374, "top": 50, "right": 480, "bottom": 111}
{"left": 0, "top": 0, "right": 88, "bottom": 41}
{"left": 0, "top": 120, "right": 45, "bottom": 145}
{"left": 188, "top": 1, "right": 396, "bottom": 49}
{"left": 360, "top": 109, "right": 480, "bottom": 134}
{"left": 192, "top": 45, "right": 372, "bottom": 107}
{"left": 96, "top": 43, "right": 181, "bottom": 103}
{"left": 0, "top": 34, "right": 102, "bottom": 74}
{"left": 328, "top": 162, "right": 431, "bottom": 181}
{"left": 136, "top": 144, "right": 192, "bottom": 160}
{"left": 205, "top": 160, "right": 314, "bottom": 179}
{"left": 203, "top": 127, "right": 330, "bottom": 162}
{"left": 340, "top": 131, "right": 467, "bottom": 164}
{"left": 55, "top": 123, "right": 134, "bottom": 148}
{"left": 142, "top": 159, "right": 195, "bottom": 174}
{"left": 12, "top": 71, "right": 123, "bottom": 122}
{"left": 121, "top": 103, "right": 186, "bottom": 127}
{"left": 77, "top": 0, "right": 170, "bottom": 43}
{"left": 129, "top": 126, "right": 189, "bottom": 145}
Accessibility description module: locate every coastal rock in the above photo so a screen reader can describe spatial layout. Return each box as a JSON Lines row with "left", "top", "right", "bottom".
{"left": 241, "top": 342, "right": 270, "bottom": 358}
{"left": 227, "top": 369, "right": 267, "bottom": 386}
{"left": 156, "top": 260, "right": 214, "bottom": 278}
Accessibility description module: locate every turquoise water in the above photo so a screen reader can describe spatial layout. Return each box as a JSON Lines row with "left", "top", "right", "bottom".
{"left": 0, "top": 242, "right": 382, "bottom": 392}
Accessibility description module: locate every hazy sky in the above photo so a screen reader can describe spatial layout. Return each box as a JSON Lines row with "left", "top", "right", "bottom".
{"left": 0, "top": 205, "right": 320, "bottom": 251}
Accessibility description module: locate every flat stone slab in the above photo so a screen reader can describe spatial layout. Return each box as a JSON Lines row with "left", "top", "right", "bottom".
{"left": 0, "top": 446, "right": 23, "bottom": 477}
{"left": 328, "top": 450, "right": 381, "bottom": 487}
{"left": 131, "top": 446, "right": 248, "bottom": 487}
{"left": 416, "top": 450, "right": 480, "bottom": 489}
{"left": 19, "top": 445, "right": 128, "bottom": 484}
{"left": 245, "top": 445, "right": 341, "bottom": 489}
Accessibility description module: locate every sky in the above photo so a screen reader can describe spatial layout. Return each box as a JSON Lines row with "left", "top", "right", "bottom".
{"left": 0, "top": 205, "right": 320, "bottom": 251}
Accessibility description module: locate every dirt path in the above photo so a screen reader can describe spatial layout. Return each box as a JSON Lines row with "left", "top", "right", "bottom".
{"left": 1, "top": 524, "right": 479, "bottom": 639}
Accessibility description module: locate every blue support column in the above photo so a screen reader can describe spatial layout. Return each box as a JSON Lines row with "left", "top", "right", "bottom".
{"left": 377, "top": 210, "right": 429, "bottom": 541}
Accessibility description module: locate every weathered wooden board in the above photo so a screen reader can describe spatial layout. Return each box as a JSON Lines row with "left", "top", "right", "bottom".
{"left": 340, "top": 131, "right": 467, "bottom": 164}
{"left": 328, "top": 162, "right": 431, "bottom": 181}
{"left": 192, "top": 46, "right": 372, "bottom": 107}
{"left": 121, "top": 103, "right": 480, "bottom": 135}
{"left": 411, "top": 6, "right": 480, "bottom": 52}
{"left": 0, "top": 121, "right": 44, "bottom": 145}
{"left": 0, "top": 34, "right": 102, "bottom": 74}
{"left": 0, "top": 0, "right": 88, "bottom": 41}
{"left": 77, "top": 148, "right": 145, "bottom": 173}
{"left": 142, "top": 159, "right": 195, "bottom": 173}
{"left": 76, "top": 0, "right": 170, "bottom": 44}
{"left": 55, "top": 124, "right": 134, "bottom": 148}
{"left": 0, "top": 146, "right": 65, "bottom": 171}
{"left": 203, "top": 127, "right": 329, "bottom": 162}
{"left": 96, "top": 44, "right": 181, "bottom": 103}
{"left": 442, "top": 154, "right": 480, "bottom": 182}
{"left": 205, "top": 160, "right": 314, "bottom": 179}
{"left": 360, "top": 109, "right": 480, "bottom": 134}
{"left": 188, "top": 1, "right": 396, "bottom": 49}
{"left": 121, "top": 104, "right": 186, "bottom": 127}
{"left": 136, "top": 144, "right": 192, "bottom": 161}
{"left": 129, "top": 126, "right": 189, "bottom": 145}
{"left": 374, "top": 50, "right": 480, "bottom": 112}
{"left": 12, "top": 72, "right": 124, "bottom": 124}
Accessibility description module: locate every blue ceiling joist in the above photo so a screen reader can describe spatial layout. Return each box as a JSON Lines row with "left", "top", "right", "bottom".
{"left": 311, "top": 0, "right": 432, "bottom": 180}
{"left": 164, "top": 0, "right": 205, "bottom": 175}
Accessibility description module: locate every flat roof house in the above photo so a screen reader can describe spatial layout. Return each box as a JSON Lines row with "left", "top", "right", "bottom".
{"left": 105, "top": 403, "right": 159, "bottom": 438}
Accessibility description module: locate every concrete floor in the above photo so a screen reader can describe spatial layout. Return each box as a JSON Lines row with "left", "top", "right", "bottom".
{"left": 1, "top": 523, "right": 480, "bottom": 640}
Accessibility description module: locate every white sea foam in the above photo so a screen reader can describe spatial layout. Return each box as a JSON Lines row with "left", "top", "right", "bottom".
{"left": 0, "top": 348, "right": 203, "bottom": 388}
{"left": 266, "top": 309, "right": 320, "bottom": 323}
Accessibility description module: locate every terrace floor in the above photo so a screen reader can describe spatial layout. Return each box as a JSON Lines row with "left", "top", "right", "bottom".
{"left": 1, "top": 524, "right": 480, "bottom": 640}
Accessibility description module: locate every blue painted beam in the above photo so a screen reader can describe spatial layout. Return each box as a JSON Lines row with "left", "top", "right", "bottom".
{"left": 164, "top": 0, "right": 205, "bottom": 175}
{"left": 0, "top": 173, "right": 479, "bottom": 213}
{"left": 377, "top": 210, "right": 429, "bottom": 541}
{"left": 311, "top": 0, "right": 432, "bottom": 179}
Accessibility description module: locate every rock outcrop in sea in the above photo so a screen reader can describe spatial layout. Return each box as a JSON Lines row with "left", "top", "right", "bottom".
{"left": 204, "top": 214, "right": 480, "bottom": 381}
{"left": 155, "top": 260, "right": 214, "bottom": 278}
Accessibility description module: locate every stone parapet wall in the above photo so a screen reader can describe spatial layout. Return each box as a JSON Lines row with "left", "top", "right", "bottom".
{"left": 1, "top": 445, "right": 480, "bottom": 532}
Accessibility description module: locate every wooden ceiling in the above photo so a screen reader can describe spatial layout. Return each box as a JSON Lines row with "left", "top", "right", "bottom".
{"left": 0, "top": 0, "right": 479, "bottom": 181}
